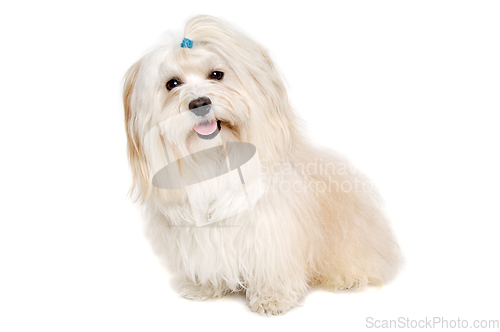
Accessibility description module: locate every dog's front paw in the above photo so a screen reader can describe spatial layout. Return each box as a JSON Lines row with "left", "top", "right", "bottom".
{"left": 177, "top": 282, "right": 228, "bottom": 301}
{"left": 247, "top": 294, "right": 295, "bottom": 316}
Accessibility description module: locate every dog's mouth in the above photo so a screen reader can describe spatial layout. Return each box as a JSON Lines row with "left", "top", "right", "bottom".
{"left": 194, "top": 119, "right": 222, "bottom": 140}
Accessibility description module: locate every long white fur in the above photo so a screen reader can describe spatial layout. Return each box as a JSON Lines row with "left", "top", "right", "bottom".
{"left": 123, "top": 15, "right": 402, "bottom": 315}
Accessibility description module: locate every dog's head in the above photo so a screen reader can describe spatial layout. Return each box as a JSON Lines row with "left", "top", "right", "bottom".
{"left": 124, "top": 15, "right": 298, "bottom": 202}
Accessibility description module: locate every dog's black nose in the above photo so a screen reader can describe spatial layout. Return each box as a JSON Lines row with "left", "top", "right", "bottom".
{"left": 189, "top": 97, "right": 212, "bottom": 116}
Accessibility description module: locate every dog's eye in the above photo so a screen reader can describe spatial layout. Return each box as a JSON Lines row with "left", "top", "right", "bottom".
{"left": 166, "top": 79, "right": 182, "bottom": 91}
{"left": 209, "top": 71, "right": 224, "bottom": 81}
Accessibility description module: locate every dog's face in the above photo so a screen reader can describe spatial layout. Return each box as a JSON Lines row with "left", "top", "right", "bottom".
{"left": 124, "top": 16, "right": 298, "bottom": 202}
{"left": 137, "top": 43, "right": 250, "bottom": 152}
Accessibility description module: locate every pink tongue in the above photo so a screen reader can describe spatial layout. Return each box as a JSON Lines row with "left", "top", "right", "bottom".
{"left": 193, "top": 121, "right": 217, "bottom": 135}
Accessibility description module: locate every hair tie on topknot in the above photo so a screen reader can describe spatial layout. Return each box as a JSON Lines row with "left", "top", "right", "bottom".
{"left": 181, "top": 38, "right": 193, "bottom": 48}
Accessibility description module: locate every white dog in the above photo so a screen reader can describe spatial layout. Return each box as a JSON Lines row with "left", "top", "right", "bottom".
{"left": 123, "top": 15, "right": 401, "bottom": 315}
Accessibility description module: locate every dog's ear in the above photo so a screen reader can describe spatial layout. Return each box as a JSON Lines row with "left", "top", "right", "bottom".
{"left": 123, "top": 60, "right": 150, "bottom": 202}
{"left": 249, "top": 46, "right": 300, "bottom": 163}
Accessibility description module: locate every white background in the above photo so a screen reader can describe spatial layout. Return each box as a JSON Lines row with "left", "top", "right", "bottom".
{"left": 1, "top": 0, "right": 499, "bottom": 331}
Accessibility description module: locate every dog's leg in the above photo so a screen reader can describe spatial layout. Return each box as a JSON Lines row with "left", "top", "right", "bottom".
{"left": 242, "top": 215, "right": 309, "bottom": 315}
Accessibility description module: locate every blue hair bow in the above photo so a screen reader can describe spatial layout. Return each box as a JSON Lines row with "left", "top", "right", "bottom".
{"left": 181, "top": 38, "right": 193, "bottom": 48}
